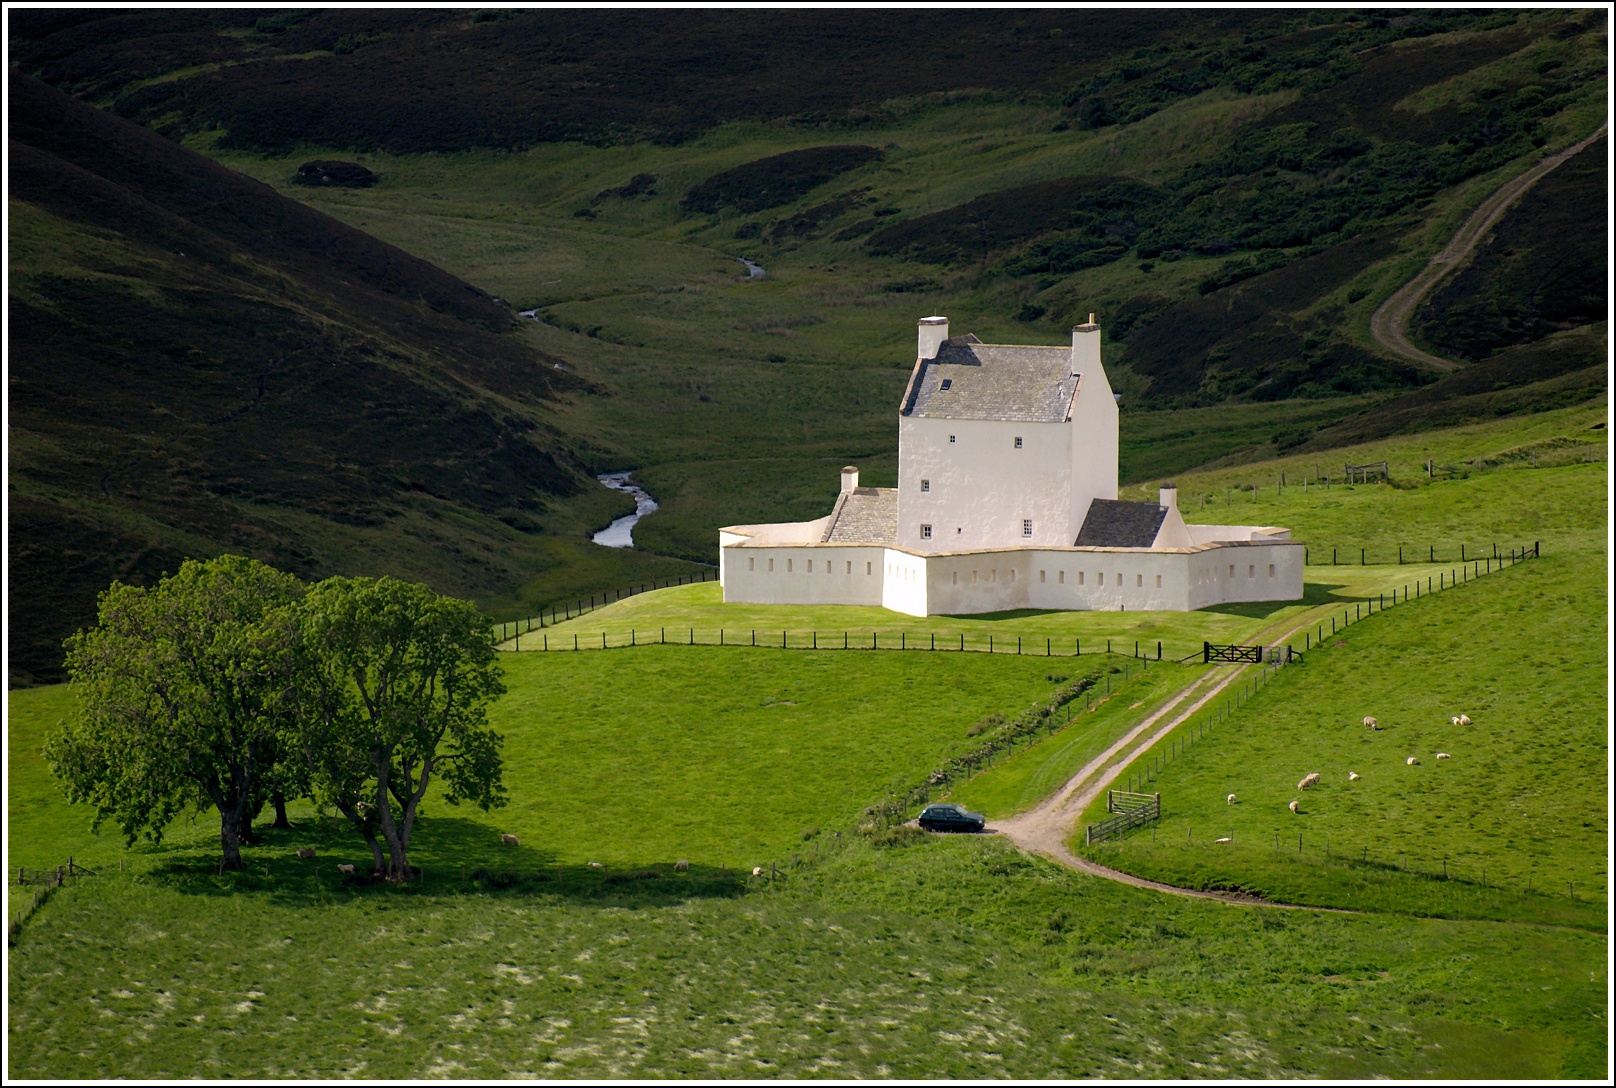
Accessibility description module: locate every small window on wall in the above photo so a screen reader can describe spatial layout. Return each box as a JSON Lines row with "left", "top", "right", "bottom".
{"left": 1097, "top": 573, "right": 1104, "bottom": 585}
{"left": 866, "top": 561, "right": 872, "bottom": 575}
{"left": 1039, "top": 570, "right": 1046, "bottom": 583}
{"left": 768, "top": 558, "right": 775, "bottom": 572}
{"left": 1136, "top": 574, "right": 1143, "bottom": 587}
{"left": 1116, "top": 573, "right": 1122, "bottom": 586}
{"left": 921, "top": 524, "right": 932, "bottom": 539}
{"left": 921, "top": 479, "right": 930, "bottom": 492}
{"left": 952, "top": 572, "right": 958, "bottom": 585}
{"left": 1249, "top": 564, "right": 1255, "bottom": 578}
{"left": 807, "top": 559, "right": 813, "bottom": 573}
{"left": 1059, "top": 570, "right": 1066, "bottom": 584}
{"left": 846, "top": 561, "right": 853, "bottom": 574}
{"left": 1077, "top": 571, "right": 1084, "bottom": 585}
{"left": 1155, "top": 574, "right": 1162, "bottom": 588}
{"left": 1268, "top": 564, "right": 1275, "bottom": 577}
{"left": 1229, "top": 564, "right": 1235, "bottom": 577}
{"left": 1023, "top": 519, "right": 1033, "bottom": 537}
{"left": 748, "top": 557, "right": 755, "bottom": 571}
{"left": 949, "top": 435, "right": 956, "bottom": 443}
{"left": 1014, "top": 436, "right": 1023, "bottom": 449}
{"left": 787, "top": 559, "right": 794, "bottom": 572}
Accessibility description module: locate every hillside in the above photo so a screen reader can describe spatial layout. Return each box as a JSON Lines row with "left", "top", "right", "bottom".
{"left": 7, "top": 8, "right": 1609, "bottom": 662}
{"left": 7, "top": 72, "right": 610, "bottom": 685}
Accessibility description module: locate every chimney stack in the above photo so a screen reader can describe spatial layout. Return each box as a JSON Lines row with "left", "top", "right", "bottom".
{"left": 1071, "top": 313, "right": 1100, "bottom": 377}
{"left": 841, "top": 466, "right": 860, "bottom": 493}
{"left": 1159, "top": 482, "right": 1178, "bottom": 512}
{"left": 918, "top": 316, "right": 949, "bottom": 360}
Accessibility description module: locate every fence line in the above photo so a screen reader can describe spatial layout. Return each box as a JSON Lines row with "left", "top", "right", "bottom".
{"left": 1087, "top": 792, "right": 1162, "bottom": 844}
{"left": 1303, "top": 539, "right": 1538, "bottom": 566}
{"left": 9, "top": 857, "right": 96, "bottom": 946}
{"left": 495, "top": 568, "right": 719, "bottom": 642}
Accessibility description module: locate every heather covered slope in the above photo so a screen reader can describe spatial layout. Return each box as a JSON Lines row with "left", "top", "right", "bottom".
{"left": 7, "top": 72, "right": 607, "bottom": 684}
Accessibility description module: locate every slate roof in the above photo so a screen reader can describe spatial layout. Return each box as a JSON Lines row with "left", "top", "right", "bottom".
{"left": 821, "top": 488, "right": 898, "bottom": 544}
{"left": 902, "top": 335, "right": 1079, "bottom": 422}
{"left": 1074, "top": 499, "right": 1167, "bottom": 548}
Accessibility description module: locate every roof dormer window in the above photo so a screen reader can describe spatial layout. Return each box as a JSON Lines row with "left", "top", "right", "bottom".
{"left": 940, "top": 378, "right": 952, "bottom": 390}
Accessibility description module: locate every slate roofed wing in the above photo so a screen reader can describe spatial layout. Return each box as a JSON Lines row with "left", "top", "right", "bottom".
{"left": 902, "top": 337, "right": 1078, "bottom": 422}
{"left": 1074, "top": 499, "right": 1167, "bottom": 548}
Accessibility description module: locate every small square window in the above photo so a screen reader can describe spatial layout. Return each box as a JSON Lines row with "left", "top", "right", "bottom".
{"left": 921, "top": 524, "right": 932, "bottom": 539}
{"left": 1022, "top": 519, "right": 1033, "bottom": 537}
{"left": 940, "top": 378, "right": 952, "bottom": 390}
{"left": 1014, "top": 436, "right": 1023, "bottom": 448}
{"left": 920, "top": 479, "right": 930, "bottom": 492}
{"left": 949, "top": 434, "right": 956, "bottom": 443}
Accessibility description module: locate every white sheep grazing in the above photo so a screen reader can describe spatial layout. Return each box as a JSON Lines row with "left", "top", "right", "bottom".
{"left": 1348, "top": 772, "right": 1360, "bottom": 781}
{"left": 674, "top": 859, "right": 689, "bottom": 873}
{"left": 296, "top": 847, "right": 316, "bottom": 859}
{"left": 1227, "top": 793, "right": 1237, "bottom": 805}
{"left": 336, "top": 863, "right": 355, "bottom": 874}
{"left": 500, "top": 833, "right": 519, "bottom": 846}
{"left": 1363, "top": 716, "right": 1378, "bottom": 729}
{"left": 1406, "top": 756, "right": 1420, "bottom": 766}
{"left": 751, "top": 866, "right": 763, "bottom": 878}
{"left": 1450, "top": 716, "right": 1461, "bottom": 726}
{"left": 1435, "top": 752, "right": 1450, "bottom": 760}
{"left": 1457, "top": 714, "right": 1472, "bottom": 726}
{"left": 1288, "top": 800, "right": 1299, "bottom": 814}
{"left": 1297, "top": 772, "right": 1321, "bottom": 790}
{"left": 1214, "top": 837, "right": 1231, "bottom": 844}
{"left": 587, "top": 861, "right": 604, "bottom": 870}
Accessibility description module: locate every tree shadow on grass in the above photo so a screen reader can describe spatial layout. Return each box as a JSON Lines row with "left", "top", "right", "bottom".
{"left": 143, "top": 816, "right": 750, "bottom": 908}
{"left": 1198, "top": 581, "right": 1366, "bottom": 618}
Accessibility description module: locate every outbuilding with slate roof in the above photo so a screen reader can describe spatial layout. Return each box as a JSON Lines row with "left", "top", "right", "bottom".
{"left": 718, "top": 315, "right": 1303, "bottom": 615}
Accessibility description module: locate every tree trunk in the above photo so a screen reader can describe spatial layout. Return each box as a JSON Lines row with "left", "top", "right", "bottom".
{"left": 271, "top": 790, "right": 291, "bottom": 829}
{"left": 218, "top": 809, "right": 246, "bottom": 871}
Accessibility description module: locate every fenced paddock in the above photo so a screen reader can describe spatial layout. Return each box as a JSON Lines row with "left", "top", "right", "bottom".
{"left": 1086, "top": 792, "right": 1161, "bottom": 845}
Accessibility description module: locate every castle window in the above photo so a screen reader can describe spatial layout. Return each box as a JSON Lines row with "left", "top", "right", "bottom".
{"left": 1014, "top": 436, "right": 1023, "bottom": 449}
{"left": 1039, "top": 570, "right": 1046, "bottom": 583}
{"left": 1156, "top": 574, "right": 1162, "bottom": 588}
{"left": 949, "top": 435, "right": 956, "bottom": 443}
{"left": 952, "top": 572, "right": 958, "bottom": 585}
{"left": 1268, "top": 564, "right": 1275, "bottom": 577}
{"left": 921, "top": 524, "right": 932, "bottom": 539}
{"left": 788, "top": 559, "right": 793, "bottom": 572}
{"left": 866, "top": 561, "right": 872, "bottom": 575}
{"left": 748, "top": 557, "right": 755, "bottom": 571}
{"left": 1116, "top": 572, "right": 1122, "bottom": 586}
{"left": 940, "top": 379, "right": 952, "bottom": 390}
{"left": 768, "top": 558, "right": 775, "bottom": 572}
{"left": 1097, "top": 572, "right": 1103, "bottom": 585}
{"left": 846, "top": 561, "right": 852, "bottom": 574}
{"left": 972, "top": 571, "right": 978, "bottom": 584}
{"left": 1229, "top": 564, "right": 1235, "bottom": 577}
{"left": 807, "top": 559, "right": 813, "bottom": 573}
{"left": 1077, "top": 571, "right": 1084, "bottom": 585}
{"left": 1023, "top": 519, "right": 1033, "bottom": 537}
{"left": 990, "top": 569, "right": 997, "bottom": 583}
{"left": 1248, "top": 564, "right": 1255, "bottom": 578}
{"left": 1136, "top": 574, "right": 1143, "bottom": 587}
{"left": 1059, "top": 570, "right": 1066, "bottom": 584}
{"left": 921, "top": 479, "right": 930, "bottom": 492}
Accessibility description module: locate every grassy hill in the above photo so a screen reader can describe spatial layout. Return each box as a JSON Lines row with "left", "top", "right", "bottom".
{"left": 6, "top": 9, "right": 1607, "bottom": 682}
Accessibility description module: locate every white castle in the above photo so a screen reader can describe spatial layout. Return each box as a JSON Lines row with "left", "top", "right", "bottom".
{"left": 719, "top": 315, "right": 1303, "bottom": 616}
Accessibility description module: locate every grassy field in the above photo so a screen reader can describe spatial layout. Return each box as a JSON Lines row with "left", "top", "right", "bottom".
{"left": 6, "top": 833, "right": 1604, "bottom": 1079}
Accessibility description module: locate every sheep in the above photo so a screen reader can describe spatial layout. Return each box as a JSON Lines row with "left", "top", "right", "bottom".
{"left": 751, "top": 866, "right": 763, "bottom": 878}
{"left": 1457, "top": 714, "right": 1472, "bottom": 726}
{"left": 1435, "top": 752, "right": 1451, "bottom": 760}
{"left": 1288, "top": 800, "right": 1299, "bottom": 814}
{"left": 1363, "top": 716, "right": 1379, "bottom": 729}
{"left": 1406, "top": 756, "right": 1420, "bottom": 765}
{"left": 295, "top": 847, "right": 316, "bottom": 859}
{"left": 1227, "top": 793, "right": 1237, "bottom": 805}
{"left": 674, "top": 859, "right": 689, "bottom": 873}
{"left": 500, "top": 833, "right": 519, "bottom": 846}
{"left": 336, "top": 863, "right": 355, "bottom": 875}
{"left": 587, "top": 861, "right": 604, "bottom": 870}
{"left": 1214, "top": 837, "right": 1231, "bottom": 844}
{"left": 1348, "top": 772, "right": 1360, "bottom": 782}
{"left": 1297, "top": 772, "right": 1321, "bottom": 790}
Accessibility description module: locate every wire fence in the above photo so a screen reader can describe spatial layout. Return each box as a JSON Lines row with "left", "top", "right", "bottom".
{"left": 9, "top": 858, "right": 96, "bottom": 946}
{"left": 1302, "top": 540, "right": 1540, "bottom": 566}
{"left": 494, "top": 568, "right": 719, "bottom": 641}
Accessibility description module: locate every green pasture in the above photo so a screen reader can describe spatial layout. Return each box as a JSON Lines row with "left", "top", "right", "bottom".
{"left": 6, "top": 833, "right": 1604, "bottom": 1079}
{"left": 1076, "top": 544, "right": 1608, "bottom": 926}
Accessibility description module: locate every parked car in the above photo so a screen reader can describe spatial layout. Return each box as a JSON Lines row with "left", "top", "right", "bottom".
{"left": 918, "top": 803, "right": 985, "bottom": 833}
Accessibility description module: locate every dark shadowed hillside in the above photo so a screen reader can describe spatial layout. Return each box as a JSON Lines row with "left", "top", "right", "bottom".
{"left": 6, "top": 72, "right": 600, "bottom": 685}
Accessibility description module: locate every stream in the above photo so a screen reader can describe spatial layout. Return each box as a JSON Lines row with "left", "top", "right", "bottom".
{"left": 592, "top": 472, "right": 658, "bottom": 548}
{"left": 737, "top": 257, "right": 765, "bottom": 278}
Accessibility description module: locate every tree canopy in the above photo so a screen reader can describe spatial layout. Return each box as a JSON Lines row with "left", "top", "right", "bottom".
{"left": 285, "top": 575, "right": 507, "bottom": 880}
{"left": 45, "top": 555, "right": 304, "bottom": 870}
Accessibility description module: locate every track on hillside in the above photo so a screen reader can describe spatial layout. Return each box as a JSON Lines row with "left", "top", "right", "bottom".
{"left": 1369, "top": 120, "right": 1609, "bottom": 372}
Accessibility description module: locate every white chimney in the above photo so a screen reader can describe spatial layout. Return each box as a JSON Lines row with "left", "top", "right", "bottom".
{"left": 918, "top": 316, "right": 949, "bottom": 360}
{"left": 1072, "top": 313, "right": 1099, "bottom": 377}
{"left": 1159, "top": 482, "right": 1178, "bottom": 512}
{"left": 841, "top": 465, "right": 860, "bottom": 493}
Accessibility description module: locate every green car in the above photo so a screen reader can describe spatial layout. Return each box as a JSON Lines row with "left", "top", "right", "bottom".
{"left": 918, "top": 803, "right": 986, "bottom": 833}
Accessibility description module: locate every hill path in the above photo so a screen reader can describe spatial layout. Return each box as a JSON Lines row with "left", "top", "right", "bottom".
{"left": 1369, "top": 121, "right": 1608, "bottom": 373}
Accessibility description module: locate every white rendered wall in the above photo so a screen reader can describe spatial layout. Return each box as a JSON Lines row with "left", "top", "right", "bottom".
{"left": 720, "top": 545, "right": 886, "bottom": 607}
{"left": 918, "top": 550, "right": 1032, "bottom": 615}
{"left": 881, "top": 549, "right": 932, "bottom": 615}
{"left": 1185, "top": 542, "right": 1303, "bottom": 610}
{"left": 897, "top": 416, "right": 1073, "bottom": 552}
{"left": 1067, "top": 328, "right": 1119, "bottom": 542}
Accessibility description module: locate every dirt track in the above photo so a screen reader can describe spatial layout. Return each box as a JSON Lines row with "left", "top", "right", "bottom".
{"left": 1369, "top": 121, "right": 1608, "bottom": 372}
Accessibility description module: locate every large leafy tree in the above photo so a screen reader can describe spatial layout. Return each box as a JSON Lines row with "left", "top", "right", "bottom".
{"left": 287, "top": 576, "right": 506, "bottom": 880}
{"left": 45, "top": 555, "right": 304, "bottom": 870}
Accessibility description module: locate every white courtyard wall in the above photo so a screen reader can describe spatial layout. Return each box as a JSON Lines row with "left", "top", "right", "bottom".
{"left": 720, "top": 545, "right": 885, "bottom": 606}
{"left": 881, "top": 549, "right": 932, "bottom": 615}
{"left": 1184, "top": 542, "right": 1304, "bottom": 610}
{"left": 897, "top": 416, "right": 1073, "bottom": 552}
